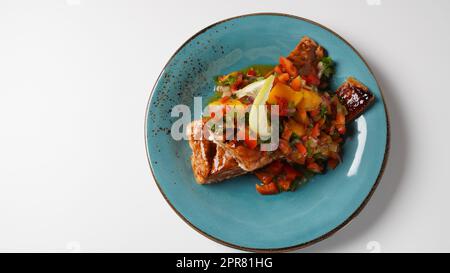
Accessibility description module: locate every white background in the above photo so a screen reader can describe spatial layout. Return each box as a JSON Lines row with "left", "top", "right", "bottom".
{"left": 1, "top": 0, "right": 449, "bottom": 253}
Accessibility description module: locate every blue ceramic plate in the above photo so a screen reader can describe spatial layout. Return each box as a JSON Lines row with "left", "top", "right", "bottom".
{"left": 145, "top": 13, "right": 389, "bottom": 252}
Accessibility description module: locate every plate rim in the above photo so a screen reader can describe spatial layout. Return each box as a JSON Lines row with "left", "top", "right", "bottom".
{"left": 144, "top": 12, "right": 391, "bottom": 252}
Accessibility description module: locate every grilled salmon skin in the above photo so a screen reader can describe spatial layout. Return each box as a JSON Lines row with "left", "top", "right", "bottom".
{"left": 187, "top": 119, "right": 247, "bottom": 184}
{"left": 212, "top": 141, "right": 283, "bottom": 172}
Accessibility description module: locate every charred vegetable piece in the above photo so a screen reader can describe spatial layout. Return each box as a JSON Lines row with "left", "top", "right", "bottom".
{"left": 336, "top": 77, "right": 375, "bottom": 122}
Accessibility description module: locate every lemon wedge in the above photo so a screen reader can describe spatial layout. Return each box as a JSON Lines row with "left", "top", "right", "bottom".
{"left": 248, "top": 75, "right": 275, "bottom": 137}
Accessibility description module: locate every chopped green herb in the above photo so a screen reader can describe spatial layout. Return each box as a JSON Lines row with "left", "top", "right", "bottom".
{"left": 313, "top": 152, "right": 327, "bottom": 161}
{"left": 320, "top": 56, "right": 334, "bottom": 78}
{"left": 219, "top": 75, "right": 237, "bottom": 86}
{"left": 320, "top": 105, "right": 328, "bottom": 118}
{"left": 290, "top": 132, "right": 301, "bottom": 142}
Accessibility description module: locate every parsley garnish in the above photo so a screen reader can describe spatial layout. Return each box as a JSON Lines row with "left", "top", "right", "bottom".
{"left": 320, "top": 57, "right": 334, "bottom": 78}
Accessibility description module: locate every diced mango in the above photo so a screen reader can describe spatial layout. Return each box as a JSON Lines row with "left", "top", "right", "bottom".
{"left": 298, "top": 89, "right": 322, "bottom": 111}
{"left": 268, "top": 83, "right": 303, "bottom": 105}
{"left": 286, "top": 119, "right": 306, "bottom": 137}
{"left": 294, "top": 108, "right": 309, "bottom": 126}
{"left": 290, "top": 76, "right": 302, "bottom": 91}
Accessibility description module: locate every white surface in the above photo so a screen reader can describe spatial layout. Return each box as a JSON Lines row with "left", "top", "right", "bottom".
{"left": 0, "top": 0, "right": 449, "bottom": 253}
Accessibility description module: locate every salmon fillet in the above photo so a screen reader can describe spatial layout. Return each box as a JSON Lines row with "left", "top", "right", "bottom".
{"left": 187, "top": 119, "right": 247, "bottom": 184}
{"left": 212, "top": 141, "right": 283, "bottom": 172}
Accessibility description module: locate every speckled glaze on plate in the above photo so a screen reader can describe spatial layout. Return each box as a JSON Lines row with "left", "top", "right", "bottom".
{"left": 145, "top": 13, "right": 389, "bottom": 252}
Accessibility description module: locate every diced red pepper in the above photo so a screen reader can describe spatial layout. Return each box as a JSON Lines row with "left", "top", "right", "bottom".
{"left": 245, "top": 138, "right": 258, "bottom": 149}
{"left": 256, "top": 182, "right": 279, "bottom": 195}
{"left": 291, "top": 153, "right": 306, "bottom": 165}
{"left": 277, "top": 73, "right": 290, "bottom": 84}
{"left": 219, "top": 96, "right": 230, "bottom": 103}
{"left": 281, "top": 124, "right": 293, "bottom": 140}
{"left": 307, "top": 162, "right": 323, "bottom": 173}
{"left": 283, "top": 164, "right": 301, "bottom": 181}
{"left": 276, "top": 97, "right": 290, "bottom": 117}
{"left": 310, "top": 109, "right": 320, "bottom": 118}
{"left": 231, "top": 73, "right": 243, "bottom": 91}
{"left": 279, "top": 57, "right": 298, "bottom": 77}
{"left": 327, "top": 158, "right": 339, "bottom": 170}
{"left": 279, "top": 139, "right": 292, "bottom": 155}
{"left": 302, "top": 74, "right": 320, "bottom": 86}
{"left": 277, "top": 178, "right": 292, "bottom": 192}
{"left": 311, "top": 122, "right": 320, "bottom": 138}
{"left": 290, "top": 76, "right": 302, "bottom": 91}
{"left": 254, "top": 171, "right": 273, "bottom": 184}
{"left": 337, "top": 125, "right": 346, "bottom": 135}
{"left": 295, "top": 142, "right": 307, "bottom": 157}
{"left": 265, "top": 160, "right": 284, "bottom": 175}
{"left": 246, "top": 68, "right": 256, "bottom": 77}
{"left": 274, "top": 65, "right": 283, "bottom": 75}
